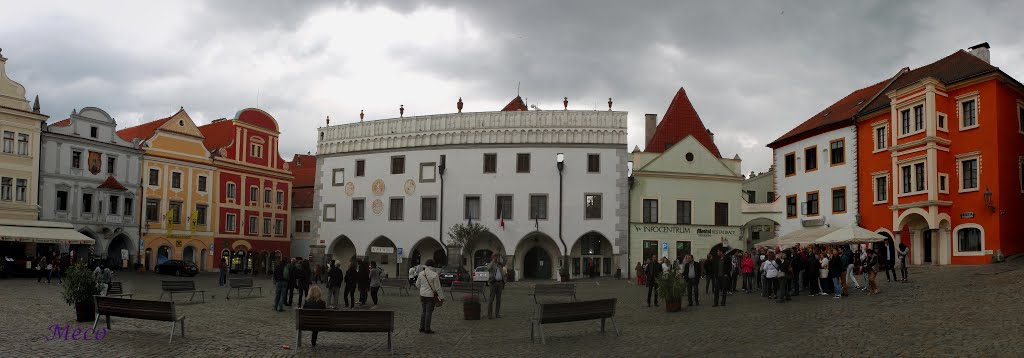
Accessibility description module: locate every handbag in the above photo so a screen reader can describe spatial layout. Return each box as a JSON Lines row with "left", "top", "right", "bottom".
{"left": 422, "top": 271, "right": 443, "bottom": 308}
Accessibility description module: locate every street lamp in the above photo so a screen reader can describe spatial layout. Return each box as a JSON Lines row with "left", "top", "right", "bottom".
{"left": 555, "top": 153, "right": 567, "bottom": 279}
{"left": 984, "top": 186, "right": 994, "bottom": 212}
{"left": 626, "top": 160, "right": 633, "bottom": 280}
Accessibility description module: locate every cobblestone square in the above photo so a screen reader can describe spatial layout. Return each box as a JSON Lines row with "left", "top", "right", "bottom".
{"left": 3, "top": 261, "right": 1024, "bottom": 357}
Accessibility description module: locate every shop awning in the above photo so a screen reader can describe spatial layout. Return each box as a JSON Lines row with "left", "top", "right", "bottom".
{"left": 0, "top": 219, "right": 95, "bottom": 245}
{"left": 815, "top": 225, "right": 886, "bottom": 245}
{"left": 757, "top": 226, "right": 841, "bottom": 248}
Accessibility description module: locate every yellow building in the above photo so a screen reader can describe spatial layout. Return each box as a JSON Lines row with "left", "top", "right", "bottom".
{"left": 0, "top": 50, "right": 48, "bottom": 220}
{"left": 117, "top": 109, "right": 217, "bottom": 271}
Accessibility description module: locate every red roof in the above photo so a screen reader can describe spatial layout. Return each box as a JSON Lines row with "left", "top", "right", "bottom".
{"left": 767, "top": 77, "right": 893, "bottom": 148}
{"left": 291, "top": 187, "right": 315, "bottom": 209}
{"left": 97, "top": 176, "right": 127, "bottom": 191}
{"left": 500, "top": 96, "right": 528, "bottom": 111}
{"left": 645, "top": 87, "right": 722, "bottom": 157}
{"left": 288, "top": 154, "right": 317, "bottom": 188}
{"left": 51, "top": 118, "right": 71, "bottom": 127}
{"left": 860, "top": 50, "right": 997, "bottom": 114}
{"left": 116, "top": 110, "right": 180, "bottom": 142}
{"left": 235, "top": 108, "right": 279, "bottom": 132}
{"left": 197, "top": 119, "right": 235, "bottom": 152}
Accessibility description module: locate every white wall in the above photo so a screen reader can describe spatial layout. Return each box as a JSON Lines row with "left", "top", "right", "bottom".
{"left": 773, "top": 126, "right": 858, "bottom": 236}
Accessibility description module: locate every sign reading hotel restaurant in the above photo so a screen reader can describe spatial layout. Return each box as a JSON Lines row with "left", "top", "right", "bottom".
{"left": 370, "top": 246, "right": 395, "bottom": 254}
{"left": 632, "top": 224, "right": 739, "bottom": 238}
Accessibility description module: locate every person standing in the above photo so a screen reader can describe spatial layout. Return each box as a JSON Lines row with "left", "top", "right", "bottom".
{"left": 369, "top": 261, "right": 383, "bottom": 308}
{"left": 681, "top": 254, "right": 701, "bottom": 306}
{"left": 357, "top": 260, "right": 371, "bottom": 306}
{"left": 645, "top": 255, "right": 662, "bottom": 307}
{"left": 775, "top": 251, "right": 791, "bottom": 303}
{"left": 409, "top": 265, "right": 418, "bottom": 289}
{"left": 847, "top": 248, "right": 861, "bottom": 290}
{"left": 740, "top": 252, "right": 754, "bottom": 293}
{"left": 702, "top": 253, "right": 714, "bottom": 295}
{"left": 818, "top": 250, "right": 831, "bottom": 296}
{"left": 273, "top": 259, "right": 287, "bottom": 312}
{"left": 729, "top": 253, "right": 740, "bottom": 293}
{"left": 296, "top": 259, "right": 311, "bottom": 307}
{"left": 486, "top": 253, "right": 506, "bottom": 319}
{"left": 711, "top": 250, "right": 731, "bottom": 307}
{"left": 789, "top": 249, "right": 803, "bottom": 296}
{"left": 760, "top": 251, "right": 778, "bottom": 299}
{"left": 52, "top": 260, "right": 63, "bottom": 284}
{"left": 417, "top": 259, "right": 443, "bottom": 334}
{"left": 302, "top": 285, "right": 327, "bottom": 346}
{"left": 343, "top": 263, "right": 358, "bottom": 309}
{"left": 37, "top": 255, "right": 47, "bottom": 283}
{"left": 883, "top": 239, "right": 897, "bottom": 282}
{"left": 285, "top": 258, "right": 297, "bottom": 306}
{"left": 866, "top": 249, "right": 880, "bottom": 295}
{"left": 218, "top": 258, "right": 228, "bottom": 287}
{"left": 829, "top": 249, "right": 844, "bottom": 299}
{"left": 753, "top": 249, "right": 763, "bottom": 290}
{"left": 327, "top": 261, "right": 343, "bottom": 309}
{"left": 897, "top": 243, "right": 909, "bottom": 282}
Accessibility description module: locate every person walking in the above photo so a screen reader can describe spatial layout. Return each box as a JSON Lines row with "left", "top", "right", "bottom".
{"left": 839, "top": 248, "right": 850, "bottom": 296}
{"left": 296, "top": 259, "right": 310, "bottom": 307}
{"left": 897, "top": 243, "right": 909, "bottom": 282}
{"left": 408, "top": 265, "right": 418, "bottom": 289}
{"left": 302, "top": 285, "right": 327, "bottom": 346}
{"left": 740, "top": 252, "right": 754, "bottom": 293}
{"left": 882, "top": 239, "right": 897, "bottom": 282}
{"left": 645, "top": 255, "right": 662, "bottom": 307}
{"left": 327, "top": 261, "right": 343, "bottom": 309}
{"left": 760, "top": 251, "right": 778, "bottom": 299}
{"left": 357, "top": 260, "right": 371, "bottom": 306}
{"left": 702, "top": 253, "right": 714, "bottom": 295}
{"left": 711, "top": 249, "right": 731, "bottom": 307}
{"left": 52, "top": 260, "right": 63, "bottom": 284}
{"left": 681, "top": 254, "right": 701, "bottom": 306}
{"left": 866, "top": 249, "right": 880, "bottom": 295}
{"left": 285, "top": 258, "right": 297, "bottom": 306}
{"left": 369, "top": 261, "right": 383, "bottom": 308}
{"left": 343, "top": 263, "right": 358, "bottom": 309}
{"left": 37, "top": 255, "right": 47, "bottom": 283}
{"left": 848, "top": 248, "right": 862, "bottom": 290}
{"left": 486, "top": 253, "right": 506, "bottom": 319}
{"left": 273, "top": 259, "right": 288, "bottom": 312}
{"left": 417, "top": 259, "right": 443, "bottom": 334}
{"left": 218, "top": 258, "right": 228, "bottom": 287}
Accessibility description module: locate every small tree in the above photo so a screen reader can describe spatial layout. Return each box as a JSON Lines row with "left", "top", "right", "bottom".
{"left": 447, "top": 222, "right": 490, "bottom": 247}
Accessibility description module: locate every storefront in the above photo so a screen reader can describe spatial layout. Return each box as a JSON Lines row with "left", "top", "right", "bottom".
{"left": 629, "top": 223, "right": 742, "bottom": 266}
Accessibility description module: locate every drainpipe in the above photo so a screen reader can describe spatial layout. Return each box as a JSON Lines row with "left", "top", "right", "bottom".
{"left": 556, "top": 154, "right": 567, "bottom": 278}
{"left": 438, "top": 155, "right": 446, "bottom": 268}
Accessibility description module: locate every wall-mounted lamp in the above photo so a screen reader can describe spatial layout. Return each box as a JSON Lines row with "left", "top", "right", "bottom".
{"left": 627, "top": 161, "right": 635, "bottom": 189}
{"left": 984, "top": 186, "right": 995, "bottom": 212}
{"left": 556, "top": 153, "right": 565, "bottom": 172}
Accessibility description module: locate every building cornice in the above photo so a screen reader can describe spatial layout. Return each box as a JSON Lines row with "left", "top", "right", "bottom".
{"left": 888, "top": 200, "right": 952, "bottom": 210}
{"left": 634, "top": 170, "right": 743, "bottom": 182}
{"left": 42, "top": 131, "right": 143, "bottom": 154}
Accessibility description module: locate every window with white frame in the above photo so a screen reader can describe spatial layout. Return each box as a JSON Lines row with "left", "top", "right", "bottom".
{"left": 274, "top": 219, "right": 283, "bottom": 235}
{"left": 250, "top": 143, "right": 263, "bottom": 158}
{"left": 957, "top": 93, "right": 979, "bottom": 130}
{"left": 939, "top": 173, "right": 949, "bottom": 194}
{"left": 873, "top": 123, "right": 888, "bottom": 151}
{"left": 898, "top": 159, "right": 926, "bottom": 195}
{"left": 17, "top": 133, "right": 28, "bottom": 155}
{"left": 248, "top": 216, "right": 258, "bottom": 234}
{"left": 1018, "top": 104, "right": 1024, "bottom": 134}
{"left": 225, "top": 213, "right": 237, "bottom": 232}
{"left": 197, "top": 175, "right": 207, "bottom": 192}
{"left": 913, "top": 105, "right": 924, "bottom": 132}
{"left": 937, "top": 113, "right": 948, "bottom": 132}
{"left": 2, "top": 131, "right": 13, "bottom": 153}
{"left": 873, "top": 174, "right": 888, "bottom": 204}
{"left": 1019, "top": 157, "right": 1024, "bottom": 193}
{"left": 226, "top": 183, "right": 236, "bottom": 199}
{"left": 249, "top": 187, "right": 258, "bottom": 203}
{"left": 323, "top": 204, "right": 336, "bottom": 222}
{"left": 900, "top": 109, "right": 911, "bottom": 135}
{"left": 15, "top": 178, "right": 26, "bottom": 202}
{"left": 956, "top": 227, "right": 982, "bottom": 254}
{"left": 332, "top": 168, "right": 344, "bottom": 186}
{"left": 263, "top": 218, "right": 271, "bottom": 234}
{"left": 1, "top": 177, "right": 10, "bottom": 201}
{"left": 277, "top": 191, "right": 284, "bottom": 205}
{"left": 958, "top": 154, "right": 980, "bottom": 192}
{"left": 171, "top": 172, "right": 182, "bottom": 189}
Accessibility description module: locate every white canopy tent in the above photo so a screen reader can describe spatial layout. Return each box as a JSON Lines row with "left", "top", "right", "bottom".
{"left": 0, "top": 219, "right": 95, "bottom": 245}
{"left": 815, "top": 225, "right": 886, "bottom": 245}
{"left": 757, "top": 226, "right": 841, "bottom": 248}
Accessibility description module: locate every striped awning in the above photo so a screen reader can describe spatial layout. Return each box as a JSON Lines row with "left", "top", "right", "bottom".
{"left": 0, "top": 219, "right": 95, "bottom": 245}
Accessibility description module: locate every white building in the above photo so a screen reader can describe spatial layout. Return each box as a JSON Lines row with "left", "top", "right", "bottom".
{"left": 288, "top": 153, "right": 317, "bottom": 259}
{"left": 314, "top": 97, "right": 628, "bottom": 280}
{"left": 741, "top": 168, "right": 782, "bottom": 247}
{"left": 39, "top": 107, "right": 144, "bottom": 266}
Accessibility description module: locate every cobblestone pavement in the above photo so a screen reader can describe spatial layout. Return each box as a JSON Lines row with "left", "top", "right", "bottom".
{"left": 4, "top": 260, "right": 1024, "bottom": 357}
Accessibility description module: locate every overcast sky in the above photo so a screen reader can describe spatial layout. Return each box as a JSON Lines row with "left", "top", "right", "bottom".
{"left": 3, "top": 0, "right": 1023, "bottom": 174}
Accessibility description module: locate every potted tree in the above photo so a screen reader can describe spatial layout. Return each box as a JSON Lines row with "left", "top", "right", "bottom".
{"left": 656, "top": 266, "right": 685, "bottom": 312}
{"left": 62, "top": 263, "right": 102, "bottom": 322}
{"left": 462, "top": 294, "right": 482, "bottom": 320}
{"left": 447, "top": 222, "right": 491, "bottom": 270}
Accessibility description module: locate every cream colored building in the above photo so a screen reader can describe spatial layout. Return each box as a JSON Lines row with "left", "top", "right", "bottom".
{"left": 0, "top": 50, "right": 47, "bottom": 220}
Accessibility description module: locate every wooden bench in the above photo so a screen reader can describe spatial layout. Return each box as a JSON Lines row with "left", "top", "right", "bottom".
{"left": 92, "top": 296, "right": 186, "bottom": 343}
{"left": 106, "top": 281, "right": 133, "bottom": 298}
{"left": 528, "top": 283, "right": 577, "bottom": 304}
{"left": 226, "top": 278, "right": 262, "bottom": 298}
{"left": 448, "top": 281, "right": 487, "bottom": 301}
{"left": 159, "top": 280, "right": 205, "bottom": 303}
{"left": 380, "top": 278, "right": 410, "bottom": 296}
{"left": 530, "top": 298, "right": 619, "bottom": 344}
{"left": 294, "top": 309, "right": 394, "bottom": 351}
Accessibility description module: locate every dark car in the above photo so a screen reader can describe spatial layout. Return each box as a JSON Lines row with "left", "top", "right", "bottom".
{"left": 155, "top": 260, "right": 199, "bottom": 277}
{"left": 438, "top": 267, "right": 466, "bottom": 287}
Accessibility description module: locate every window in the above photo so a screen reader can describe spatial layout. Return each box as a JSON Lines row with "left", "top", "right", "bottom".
{"left": 356, "top": 160, "right": 365, "bottom": 177}
{"left": 804, "top": 192, "right": 819, "bottom": 216}
{"left": 106, "top": 157, "right": 116, "bottom": 175}
{"left": 324, "top": 204, "right": 337, "bottom": 222}
{"left": 957, "top": 228, "right": 982, "bottom": 252}
{"left": 901, "top": 109, "right": 911, "bottom": 134}
{"left": 495, "top": 195, "right": 512, "bottom": 220}
{"left": 72, "top": 151, "right": 83, "bottom": 169}
{"left": 389, "top": 198, "right": 404, "bottom": 220}
{"left": 875, "top": 125, "right": 887, "bottom": 150}
{"left": 56, "top": 190, "right": 68, "bottom": 211}
{"left": 960, "top": 158, "right": 979, "bottom": 191}
{"left": 587, "top": 154, "right": 601, "bottom": 173}
{"left": 746, "top": 191, "right": 756, "bottom": 203}
{"left": 263, "top": 218, "right": 271, "bottom": 234}
{"left": 786, "top": 195, "right": 797, "bottom": 218}
{"left": 2, "top": 131, "right": 13, "bottom": 153}
{"left": 516, "top": 153, "right": 531, "bottom": 173}
{"left": 784, "top": 153, "right": 796, "bottom": 176}
{"left": 295, "top": 220, "right": 311, "bottom": 233}
{"left": 831, "top": 187, "right": 846, "bottom": 213}
{"left": 0, "top": 177, "right": 9, "bottom": 201}
{"left": 274, "top": 219, "right": 283, "bottom": 235}
{"left": 421, "top": 197, "right": 437, "bottom": 221}
{"left": 464, "top": 196, "right": 481, "bottom": 220}
{"left": 250, "top": 143, "right": 263, "bottom": 158}
{"left": 226, "top": 183, "right": 236, "bottom": 199}
{"left": 146, "top": 199, "right": 160, "bottom": 222}
{"left": 249, "top": 187, "right": 258, "bottom": 203}
{"left": 901, "top": 165, "right": 912, "bottom": 194}
{"left": 714, "top": 202, "right": 728, "bottom": 226}
{"left": 197, "top": 176, "right": 207, "bottom": 192}
{"left": 303, "top": 221, "right": 311, "bottom": 233}
{"left": 939, "top": 173, "right": 949, "bottom": 194}
{"left": 14, "top": 179, "right": 26, "bottom": 202}
{"left": 529, "top": 195, "right": 548, "bottom": 220}
{"left": 90, "top": 126, "right": 98, "bottom": 138}
{"left": 585, "top": 194, "right": 602, "bottom": 219}
{"left": 914, "top": 163, "right": 925, "bottom": 192}
{"left": 225, "top": 213, "right": 237, "bottom": 232}
{"left": 676, "top": 200, "right": 692, "bottom": 224}
{"left": 803, "top": 146, "right": 817, "bottom": 172}
{"left": 938, "top": 113, "right": 947, "bottom": 131}
{"left": 16, "top": 133, "right": 28, "bottom": 155}
{"left": 483, "top": 153, "right": 497, "bottom": 173}
{"left": 961, "top": 99, "right": 977, "bottom": 128}
{"left": 148, "top": 169, "right": 158, "bottom": 185}
{"left": 264, "top": 189, "right": 271, "bottom": 203}
{"left": 332, "top": 168, "right": 345, "bottom": 186}
{"left": 580, "top": 234, "right": 603, "bottom": 255}
{"left": 109, "top": 195, "right": 120, "bottom": 214}
{"left": 875, "top": 176, "right": 888, "bottom": 203}
{"left": 913, "top": 105, "right": 924, "bottom": 131}
{"left": 171, "top": 172, "right": 182, "bottom": 189}
{"left": 1019, "top": 106, "right": 1024, "bottom": 134}
{"left": 123, "top": 197, "right": 133, "bottom": 216}
{"left": 829, "top": 139, "right": 845, "bottom": 166}
{"left": 391, "top": 156, "right": 405, "bottom": 174}
{"left": 419, "top": 162, "right": 436, "bottom": 182}
{"left": 195, "top": 204, "right": 207, "bottom": 226}
{"left": 248, "top": 216, "right": 258, "bottom": 234}
{"left": 276, "top": 191, "right": 284, "bottom": 205}
{"left": 168, "top": 201, "right": 182, "bottom": 224}
{"left": 82, "top": 193, "right": 93, "bottom": 213}
{"left": 642, "top": 199, "right": 658, "bottom": 223}
{"left": 767, "top": 191, "right": 776, "bottom": 202}
{"left": 352, "top": 199, "right": 365, "bottom": 220}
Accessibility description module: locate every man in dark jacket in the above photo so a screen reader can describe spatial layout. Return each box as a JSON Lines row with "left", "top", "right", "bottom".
{"left": 829, "top": 249, "right": 845, "bottom": 298}
{"left": 776, "top": 252, "right": 791, "bottom": 302}
{"left": 273, "top": 259, "right": 287, "bottom": 312}
{"left": 327, "top": 261, "right": 343, "bottom": 309}
{"left": 286, "top": 258, "right": 298, "bottom": 306}
{"left": 710, "top": 249, "right": 732, "bottom": 307}
{"left": 296, "top": 258, "right": 310, "bottom": 307}
{"left": 644, "top": 255, "right": 662, "bottom": 307}
{"left": 681, "top": 254, "right": 701, "bottom": 306}
{"left": 357, "top": 260, "right": 371, "bottom": 306}
{"left": 790, "top": 250, "right": 803, "bottom": 296}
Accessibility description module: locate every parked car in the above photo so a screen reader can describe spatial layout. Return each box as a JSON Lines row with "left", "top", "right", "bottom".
{"left": 154, "top": 260, "right": 199, "bottom": 277}
{"left": 438, "top": 267, "right": 466, "bottom": 287}
{"left": 472, "top": 266, "right": 490, "bottom": 283}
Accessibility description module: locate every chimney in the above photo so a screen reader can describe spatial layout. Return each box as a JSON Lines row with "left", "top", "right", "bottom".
{"left": 644, "top": 114, "right": 657, "bottom": 148}
{"left": 707, "top": 129, "right": 715, "bottom": 144}
{"left": 968, "top": 42, "right": 990, "bottom": 64}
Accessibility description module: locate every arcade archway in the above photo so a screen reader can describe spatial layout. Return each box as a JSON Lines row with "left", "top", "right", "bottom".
{"left": 156, "top": 245, "right": 172, "bottom": 265}
{"left": 466, "top": 232, "right": 506, "bottom": 269}
{"left": 513, "top": 232, "right": 560, "bottom": 280}
{"left": 570, "top": 231, "right": 614, "bottom": 278}
{"left": 410, "top": 237, "right": 446, "bottom": 269}
{"left": 366, "top": 236, "right": 398, "bottom": 278}
{"left": 328, "top": 236, "right": 356, "bottom": 271}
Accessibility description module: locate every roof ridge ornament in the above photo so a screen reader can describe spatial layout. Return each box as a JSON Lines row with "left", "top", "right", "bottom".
{"left": 563, "top": 97, "right": 568, "bottom": 110}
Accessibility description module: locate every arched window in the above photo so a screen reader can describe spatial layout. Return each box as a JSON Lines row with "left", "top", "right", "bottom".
{"left": 957, "top": 228, "right": 982, "bottom": 252}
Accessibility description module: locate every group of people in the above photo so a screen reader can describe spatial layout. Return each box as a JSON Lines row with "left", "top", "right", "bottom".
{"left": 271, "top": 257, "right": 386, "bottom": 312}
{"left": 638, "top": 239, "right": 911, "bottom": 307}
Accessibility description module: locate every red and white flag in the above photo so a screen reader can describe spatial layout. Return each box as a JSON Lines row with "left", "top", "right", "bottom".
{"left": 499, "top": 207, "right": 505, "bottom": 230}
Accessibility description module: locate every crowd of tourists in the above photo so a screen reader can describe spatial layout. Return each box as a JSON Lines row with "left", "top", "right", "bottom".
{"left": 637, "top": 239, "right": 910, "bottom": 307}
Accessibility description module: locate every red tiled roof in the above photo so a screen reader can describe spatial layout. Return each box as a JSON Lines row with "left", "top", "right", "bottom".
{"left": 289, "top": 154, "right": 317, "bottom": 188}
{"left": 51, "top": 118, "right": 71, "bottom": 127}
{"left": 198, "top": 119, "right": 235, "bottom": 152}
{"left": 116, "top": 110, "right": 180, "bottom": 142}
{"left": 500, "top": 96, "right": 528, "bottom": 111}
{"left": 767, "top": 77, "right": 894, "bottom": 148}
{"left": 645, "top": 87, "right": 722, "bottom": 157}
{"left": 97, "top": 176, "right": 127, "bottom": 191}
{"left": 235, "top": 108, "right": 279, "bottom": 132}
{"left": 860, "top": 50, "right": 997, "bottom": 114}
{"left": 291, "top": 187, "right": 315, "bottom": 208}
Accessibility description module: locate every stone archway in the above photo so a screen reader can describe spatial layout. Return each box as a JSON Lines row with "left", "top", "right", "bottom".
{"left": 897, "top": 212, "right": 930, "bottom": 265}
{"left": 513, "top": 232, "right": 561, "bottom": 280}
{"left": 410, "top": 237, "right": 446, "bottom": 268}
{"left": 366, "top": 236, "right": 398, "bottom": 278}
{"left": 465, "top": 232, "right": 506, "bottom": 270}
{"left": 329, "top": 235, "right": 357, "bottom": 271}
{"left": 570, "top": 231, "right": 614, "bottom": 278}
{"left": 183, "top": 246, "right": 198, "bottom": 264}
{"left": 743, "top": 217, "right": 780, "bottom": 248}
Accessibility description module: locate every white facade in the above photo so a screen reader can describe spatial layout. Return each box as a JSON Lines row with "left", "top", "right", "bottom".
{"left": 741, "top": 168, "right": 782, "bottom": 246}
{"left": 39, "top": 107, "right": 143, "bottom": 266}
{"left": 315, "top": 110, "right": 628, "bottom": 280}
{"left": 773, "top": 126, "right": 858, "bottom": 236}
{"left": 290, "top": 206, "right": 316, "bottom": 258}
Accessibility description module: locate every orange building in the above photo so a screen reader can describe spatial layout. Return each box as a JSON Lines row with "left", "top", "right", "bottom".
{"left": 856, "top": 43, "right": 1024, "bottom": 265}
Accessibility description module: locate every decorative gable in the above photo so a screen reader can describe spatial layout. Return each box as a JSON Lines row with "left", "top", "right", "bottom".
{"left": 158, "top": 110, "right": 205, "bottom": 138}
{"left": 639, "top": 135, "right": 739, "bottom": 177}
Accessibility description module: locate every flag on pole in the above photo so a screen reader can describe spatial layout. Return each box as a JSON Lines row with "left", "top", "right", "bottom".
{"left": 189, "top": 209, "right": 199, "bottom": 235}
{"left": 499, "top": 206, "right": 505, "bottom": 230}
{"left": 165, "top": 208, "right": 175, "bottom": 235}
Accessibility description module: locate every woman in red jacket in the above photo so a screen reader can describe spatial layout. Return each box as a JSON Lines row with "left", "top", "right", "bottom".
{"left": 740, "top": 252, "right": 755, "bottom": 293}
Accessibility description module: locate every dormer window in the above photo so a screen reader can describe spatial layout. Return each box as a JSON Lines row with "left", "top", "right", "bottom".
{"left": 90, "top": 126, "right": 98, "bottom": 138}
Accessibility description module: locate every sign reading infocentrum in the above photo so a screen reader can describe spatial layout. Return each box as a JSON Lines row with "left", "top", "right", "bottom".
{"left": 632, "top": 224, "right": 738, "bottom": 237}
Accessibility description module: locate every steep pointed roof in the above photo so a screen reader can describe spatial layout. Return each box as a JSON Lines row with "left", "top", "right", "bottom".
{"left": 97, "top": 176, "right": 127, "bottom": 191}
{"left": 500, "top": 96, "right": 528, "bottom": 111}
{"left": 645, "top": 87, "right": 722, "bottom": 157}
{"left": 116, "top": 110, "right": 181, "bottom": 142}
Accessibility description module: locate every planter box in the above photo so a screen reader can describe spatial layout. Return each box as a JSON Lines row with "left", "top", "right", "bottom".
{"left": 463, "top": 301, "right": 481, "bottom": 320}
{"left": 75, "top": 302, "right": 96, "bottom": 322}
{"left": 664, "top": 298, "right": 682, "bottom": 313}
